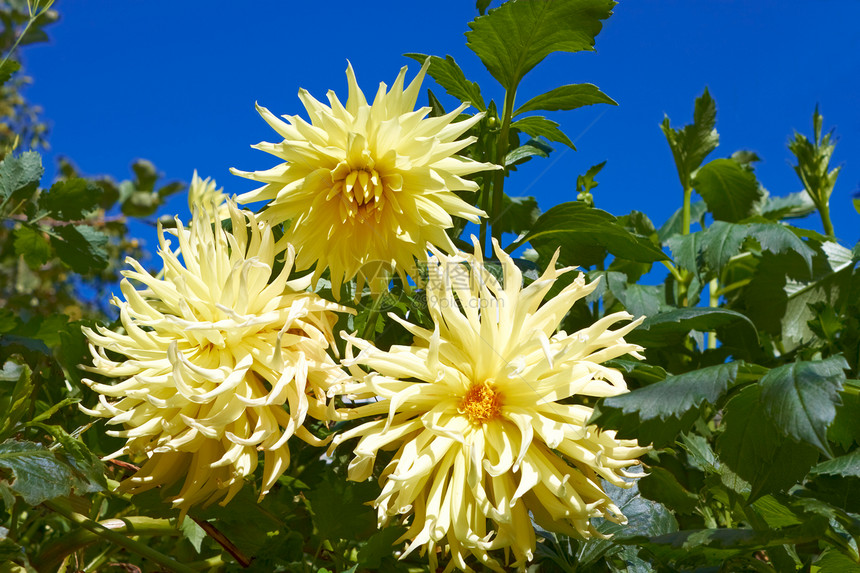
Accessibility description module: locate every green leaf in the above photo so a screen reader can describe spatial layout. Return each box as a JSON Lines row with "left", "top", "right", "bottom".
{"left": 658, "top": 200, "right": 707, "bottom": 241}
{"left": 50, "top": 225, "right": 109, "bottom": 274}
{"left": 620, "top": 519, "right": 827, "bottom": 566}
{"left": 0, "top": 151, "right": 43, "bottom": 202}
{"left": 638, "top": 466, "right": 698, "bottom": 514}
{"left": 759, "top": 356, "right": 849, "bottom": 456}
{"left": 131, "top": 159, "right": 159, "bottom": 191}
{"left": 813, "top": 548, "right": 860, "bottom": 572}
{"left": 0, "top": 59, "right": 21, "bottom": 85}
{"left": 590, "top": 363, "right": 741, "bottom": 447}
{"left": 465, "top": 0, "right": 614, "bottom": 91}
{"left": 0, "top": 361, "right": 33, "bottom": 440}
{"left": 34, "top": 424, "right": 107, "bottom": 494}
{"left": 13, "top": 225, "right": 51, "bottom": 268}
{"left": 782, "top": 242, "right": 855, "bottom": 349}
{"left": 505, "top": 138, "right": 552, "bottom": 166}
{"left": 511, "top": 116, "right": 575, "bottom": 149}
{"left": 404, "top": 54, "right": 485, "bottom": 111}
{"left": 751, "top": 495, "right": 804, "bottom": 528}
{"left": 306, "top": 474, "right": 377, "bottom": 541}
{"left": 789, "top": 106, "right": 840, "bottom": 206}
{"left": 356, "top": 526, "right": 407, "bottom": 569}
{"left": 761, "top": 190, "right": 817, "bottom": 221}
{"left": 606, "top": 358, "right": 669, "bottom": 386}
{"left": 513, "top": 83, "right": 616, "bottom": 116}
{"left": 521, "top": 201, "right": 668, "bottom": 268}
{"left": 693, "top": 158, "right": 764, "bottom": 222}
{"left": 666, "top": 231, "right": 702, "bottom": 275}
{"left": 829, "top": 389, "right": 860, "bottom": 449}
{"left": 577, "top": 479, "right": 677, "bottom": 566}
{"left": 661, "top": 88, "right": 719, "bottom": 188}
{"left": 628, "top": 307, "right": 758, "bottom": 348}
{"left": 718, "top": 385, "right": 820, "bottom": 501}
{"left": 743, "top": 242, "right": 853, "bottom": 348}
{"left": 0, "top": 440, "right": 77, "bottom": 505}
{"left": 38, "top": 178, "right": 104, "bottom": 220}
{"left": 699, "top": 221, "right": 816, "bottom": 274}
{"left": 179, "top": 518, "right": 206, "bottom": 553}
{"left": 476, "top": 0, "right": 492, "bottom": 15}
{"left": 606, "top": 278, "right": 667, "bottom": 319}
{"left": 492, "top": 195, "right": 540, "bottom": 236}
{"left": 810, "top": 449, "right": 860, "bottom": 478}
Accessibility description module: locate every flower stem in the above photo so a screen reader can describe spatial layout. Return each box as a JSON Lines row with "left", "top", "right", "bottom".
{"left": 660, "top": 260, "right": 684, "bottom": 283}
{"left": 491, "top": 87, "right": 517, "bottom": 244}
{"left": 361, "top": 292, "right": 386, "bottom": 340}
{"left": 682, "top": 184, "right": 693, "bottom": 236}
{"left": 40, "top": 500, "right": 195, "bottom": 573}
{"left": 708, "top": 277, "right": 719, "bottom": 349}
{"left": 676, "top": 184, "right": 694, "bottom": 306}
{"left": 818, "top": 198, "right": 835, "bottom": 237}
{"left": 0, "top": 0, "right": 54, "bottom": 71}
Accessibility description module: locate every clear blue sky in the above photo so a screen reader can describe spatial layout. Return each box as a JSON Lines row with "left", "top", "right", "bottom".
{"left": 21, "top": 0, "right": 860, "bottom": 258}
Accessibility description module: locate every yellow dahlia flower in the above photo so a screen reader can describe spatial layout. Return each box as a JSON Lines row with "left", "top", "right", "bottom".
{"left": 231, "top": 60, "right": 498, "bottom": 293}
{"left": 187, "top": 170, "right": 229, "bottom": 219}
{"left": 329, "top": 240, "right": 649, "bottom": 572}
{"left": 81, "top": 201, "right": 348, "bottom": 517}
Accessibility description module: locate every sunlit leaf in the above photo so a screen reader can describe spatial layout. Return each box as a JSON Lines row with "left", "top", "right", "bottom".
{"left": 511, "top": 116, "right": 575, "bottom": 149}
{"left": 13, "top": 225, "right": 51, "bottom": 268}
{"left": 514, "top": 83, "right": 616, "bottom": 116}
{"left": 404, "top": 53, "right": 486, "bottom": 111}
{"left": 661, "top": 88, "right": 718, "bottom": 188}
{"left": 718, "top": 385, "right": 820, "bottom": 501}
{"left": 521, "top": 201, "right": 668, "bottom": 268}
{"left": 0, "top": 151, "right": 43, "bottom": 202}
{"left": 759, "top": 355, "right": 848, "bottom": 456}
{"left": 466, "top": 0, "right": 614, "bottom": 90}
{"left": 693, "top": 158, "right": 764, "bottom": 222}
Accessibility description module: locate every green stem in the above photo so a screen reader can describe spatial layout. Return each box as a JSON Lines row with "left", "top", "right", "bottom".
{"left": 715, "top": 278, "right": 751, "bottom": 296}
{"left": 490, "top": 87, "right": 517, "bottom": 244}
{"left": 479, "top": 170, "right": 491, "bottom": 252}
{"left": 40, "top": 501, "right": 194, "bottom": 573}
{"left": 682, "top": 184, "right": 693, "bottom": 236}
{"left": 0, "top": 0, "right": 56, "bottom": 77}
{"left": 708, "top": 277, "right": 719, "bottom": 349}
{"left": 674, "top": 184, "right": 694, "bottom": 306}
{"left": 186, "top": 555, "right": 226, "bottom": 570}
{"left": 0, "top": 19, "right": 33, "bottom": 71}
{"left": 819, "top": 198, "right": 835, "bottom": 237}
{"left": 503, "top": 235, "right": 528, "bottom": 255}
{"left": 361, "top": 293, "right": 385, "bottom": 340}
{"left": 83, "top": 544, "right": 116, "bottom": 572}
{"left": 660, "top": 260, "right": 684, "bottom": 283}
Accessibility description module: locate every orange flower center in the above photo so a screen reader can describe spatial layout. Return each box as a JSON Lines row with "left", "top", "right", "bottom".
{"left": 460, "top": 381, "right": 503, "bottom": 424}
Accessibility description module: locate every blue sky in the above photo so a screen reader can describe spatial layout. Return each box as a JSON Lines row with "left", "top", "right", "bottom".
{"left": 21, "top": 0, "right": 860, "bottom": 259}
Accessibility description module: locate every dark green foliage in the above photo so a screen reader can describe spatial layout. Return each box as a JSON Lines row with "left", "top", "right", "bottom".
{"left": 521, "top": 201, "right": 668, "bottom": 268}
{"left": 2, "top": 3, "right": 860, "bottom": 572}
{"left": 718, "top": 385, "right": 821, "bottom": 501}
{"left": 589, "top": 363, "right": 742, "bottom": 447}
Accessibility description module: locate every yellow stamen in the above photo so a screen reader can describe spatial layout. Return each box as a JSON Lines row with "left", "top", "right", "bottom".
{"left": 460, "top": 380, "right": 503, "bottom": 424}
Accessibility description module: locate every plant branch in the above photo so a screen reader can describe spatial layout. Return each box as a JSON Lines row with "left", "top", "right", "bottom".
{"left": 491, "top": 87, "right": 517, "bottom": 244}
{"left": 36, "top": 505, "right": 192, "bottom": 573}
